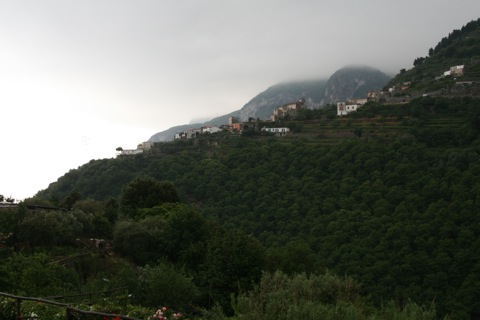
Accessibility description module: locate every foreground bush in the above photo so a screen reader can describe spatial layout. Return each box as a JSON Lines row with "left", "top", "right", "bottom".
{"left": 227, "top": 271, "right": 441, "bottom": 320}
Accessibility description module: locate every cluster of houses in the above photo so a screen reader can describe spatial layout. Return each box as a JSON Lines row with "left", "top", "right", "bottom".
{"left": 337, "top": 64, "right": 468, "bottom": 116}
{"left": 119, "top": 63, "right": 472, "bottom": 154}
{"left": 336, "top": 88, "right": 414, "bottom": 116}
{"left": 171, "top": 99, "right": 306, "bottom": 141}
{"left": 116, "top": 99, "right": 305, "bottom": 156}
{"left": 174, "top": 124, "right": 222, "bottom": 140}
{"left": 271, "top": 98, "right": 305, "bottom": 121}
{"left": 336, "top": 81, "right": 416, "bottom": 116}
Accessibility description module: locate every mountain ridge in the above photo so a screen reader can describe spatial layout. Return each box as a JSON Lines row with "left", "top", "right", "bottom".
{"left": 149, "top": 65, "right": 390, "bottom": 142}
{"left": 386, "top": 17, "right": 480, "bottom": 95}
{"left": 321, "top": 65, "right": 391, "bottom": 105}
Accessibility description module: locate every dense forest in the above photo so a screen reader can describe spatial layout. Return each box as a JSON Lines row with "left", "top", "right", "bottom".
{"left": 1, "top": 95, "right": 479, "bottom": 319}
{"left": 2, "top": 18, "right": 480, "bottom": 319}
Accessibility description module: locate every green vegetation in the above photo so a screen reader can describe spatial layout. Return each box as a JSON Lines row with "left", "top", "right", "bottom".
{"left": 388, "top": 18, "right": 480, "bottom": 94}
{"left": 1, "top": 95, "right": 477, "bottom": 319}
{"left": 3, "top": 20, "right": 480, "bottom": 319}
{"left": 228, "top": 271, "right": 438, "bottom": 320}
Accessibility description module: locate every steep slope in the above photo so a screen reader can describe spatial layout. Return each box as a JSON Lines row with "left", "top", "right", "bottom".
{"left": 34, "top": 96, "right": 480, "bottom": 319}
{"left": 237, "top": 79, "right": 327, "bottom": 121}
{"left": 149, "top": 65, "right": 390, "bottom": 143}
{"left": 320, "top": 65, "right": 391, "bottom": 105}
{"left": 149, "top": 79, "right": 327, "bottom": 142}
{"left": 387, "top": 18, "right": 480, "bottom": 95}
{"left": 31, "top": 18, "right": 480, "bottom": 319}
{"left": 148, "top": 110, "right": 240, "bottom": 142}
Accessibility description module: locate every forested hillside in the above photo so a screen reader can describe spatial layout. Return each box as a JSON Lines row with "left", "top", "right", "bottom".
{"left": 3, "top": 18, "right": 480, "bottom": 320}
{"left": 22, "top": 96, "right": 480, "bottom": 319}
{"left": 388, "top": 17, "right": 480, "bottom": 95}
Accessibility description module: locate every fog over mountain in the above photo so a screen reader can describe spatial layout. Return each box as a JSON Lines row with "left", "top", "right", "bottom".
{"left": 149, "top": 65, "right": 390, "bottom": 142}
{"left": 1, "top": 0, "right": 478, "bottom": 200}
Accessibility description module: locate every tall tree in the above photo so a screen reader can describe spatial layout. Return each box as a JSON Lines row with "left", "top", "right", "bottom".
{"left": 119, "top": 176, "right": 180, "bottom": 220}
{"left": 61, "top": 188, "right": 82, "bottom": 210}
{"left": 202, "top": 229, "right": 266, "bottom": 313}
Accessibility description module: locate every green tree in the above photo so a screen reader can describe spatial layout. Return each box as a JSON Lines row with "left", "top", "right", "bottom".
{"left": 72, "top": 198, "right": 105, "bottom": 214}
{"left": 232, "top": 271, "right": 437, "bottom": 320}
{"left": 119, "top": 176, "right": 180, "bottom": 219}
{"left": 152, "top": 203, "right": 212, "bottom": 268}
{"left": 17, "top": 210, "right": 82, "bottom": 247}
{"left": 112, "top": 216, "right": 165, "bottom": 265}
{"left": 138, "top": 261, "right": 199, "bottom": 308}
{"left": 413, "top": 57, "right": 426, "bottom": 66}
{"left": 202, "top": 229, "right": 266, "bottom": 313}
{"left": 72, "top": 199, "right": 113, "bottom": 238}
{"left": 104, "top": 197, "right": 119, "bottom": 223}
{"left": 0, "top": 252, "right": 78, "bottom": 296}
{"left": 266, "top": 240, "right": 319, "bottom": 275}
{"left": 61, "top": 188, "right": 82, "bottom": 210}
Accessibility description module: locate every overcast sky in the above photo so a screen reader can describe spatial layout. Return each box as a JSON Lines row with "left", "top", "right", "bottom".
{"left": 0, "top": 0, "right": 478, "bottom": 200}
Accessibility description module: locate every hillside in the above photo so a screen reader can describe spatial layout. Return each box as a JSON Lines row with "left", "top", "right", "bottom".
{"left": 148, "top": 109, "right": 240, "bottom": 143}
{"left": 8, "top": 18, "right": 480, "bottom": 320}
{"left": 237, "top": 79, "right": 327, "bottom": 121}
{"left": 148, "top": 79, "right": 328, "bottom": 142}
{"left": 149, "top": 66, "right": 390, "bottom": 142}
{"left": 34, "top": 95, "right": 480, "bottom": 318}
{"left": 38, "top": 96, "right": 480, "bottom": 200}
{"left": 387, "top": 18, "right": 480, "bottom": 96}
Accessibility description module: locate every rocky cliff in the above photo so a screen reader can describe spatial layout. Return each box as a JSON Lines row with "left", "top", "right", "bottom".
{"left": 320, "top": 65, "right": 391, "bottom": 105}
{"left": 238, "top": 79, "right": 327, "bottom": 121}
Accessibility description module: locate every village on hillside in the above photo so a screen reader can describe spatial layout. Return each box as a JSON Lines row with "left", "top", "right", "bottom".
{"left": 118, "top": 62, "right": 478, "bottom": 157}
{"left": 336, "top": 63, "right": 476, "bottom": 116}
{"left": 116, "top": 99, "right": 307, "bottom": 156}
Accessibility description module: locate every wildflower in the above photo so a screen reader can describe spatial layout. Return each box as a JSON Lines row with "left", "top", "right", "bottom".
{"left": 151, "top": 308, "right": 168, "bottom": 320}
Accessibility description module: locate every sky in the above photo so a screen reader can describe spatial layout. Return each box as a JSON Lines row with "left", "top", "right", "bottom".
{"left": 0, "top": 0, "right": 479, "bottom": 200}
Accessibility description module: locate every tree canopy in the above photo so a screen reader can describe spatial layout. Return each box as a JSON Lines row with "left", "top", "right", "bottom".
{"left": 9, "top": 96, "right": 480, "bottom": 318}
{"left": 119, "top": 176, "right": 180, "bottom": 220}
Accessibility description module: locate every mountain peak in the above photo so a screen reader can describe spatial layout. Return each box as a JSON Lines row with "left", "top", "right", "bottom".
{"left": 148, "top": 66, "right": 390, "bottom": 142}
{"left": 321, "top": 66, "right": 391, "bottom": 105}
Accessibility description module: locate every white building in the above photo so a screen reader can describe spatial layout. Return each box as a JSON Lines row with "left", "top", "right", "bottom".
{"left": 201, "top": 126, "right": 221, "bottom": 134}
{"left": 186, "top": 128, "right": 202, "bottom": 139}
{"left": 261, "top": 127, "right": 290, "bottom": 136}
{"left": 137, "top": 141, "right": 153, "bottom": 150}
{"left": 117, "top": 141, "right": 152, "bottom": 156}
{"left": 119, "top": 149, "right": 143, "bottom": 155}
{"left": 174, "top": 131, "right": 188, "bottom": 140}
{"left": 337, "top": 99, "right": 368, "bottom": 116}
{"left": 337, "top": 102, "right": 360, "bottom": 116}
{"left": 450, "top": 65, "right": 464, "bottom": 76}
